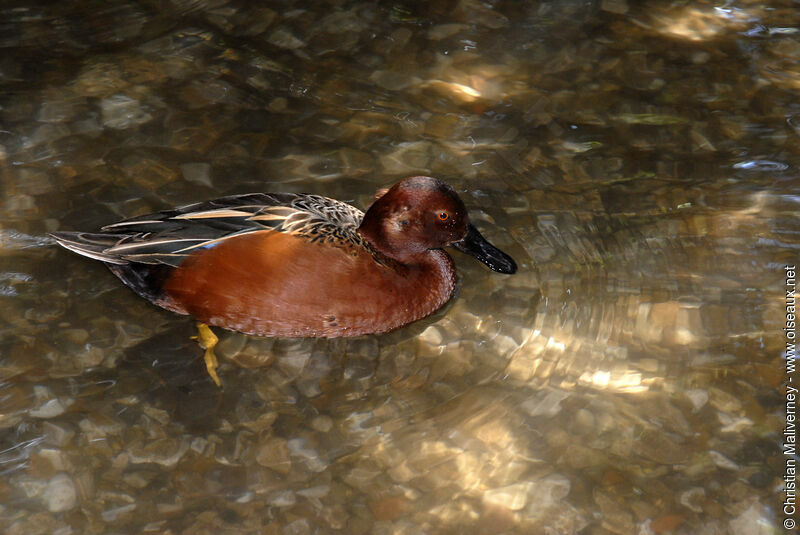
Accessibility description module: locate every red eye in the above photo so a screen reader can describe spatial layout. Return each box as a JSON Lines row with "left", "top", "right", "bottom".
{"left": 437, "top": 211, "right": 450, "bottom": 221}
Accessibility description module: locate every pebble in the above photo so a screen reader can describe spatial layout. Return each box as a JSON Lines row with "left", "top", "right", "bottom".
{"left": 283, "top": 518, "right": 311, "bottom": 535}
{"left": 709, "top": 450, "right": 739, "bottom": 471}
{"left": 180, "top": 162, "right": 213, "bottom": 187}
{"left": 30, "top": 399, "right": 67, "bottom": 419}
{"left": 287, "top": 438, "right": 327, "bottom": 473}
{"left": 255, "top": 438, "right": 291, "bottom": 474}
{"left": 101, "top": 503, "right": 137, "bottom": 522}
{"left": 483, "top": 482, "right": 533, "bottom": 510}
{"left": 127, "top": 438, "right": 189, "bottom": 467}
{"left": 520, "top": 389, "right": 570, "bottom": 418}
{"left": 43, "top": 474, "right": 77, "bottom": 513}
{"left": 728, "top": 502, "right": 772, "bottom": 535}
{"left": 679, "top": 487, "right": 706, "bottom": 513}
{"left": 296, "top": 484, "right": 330, "bottom": 499}
{"left": 267, "top": 490, "right": 296, "bottom": 507}
{"left": 527, "top": 475, "right": 570, "bottom": 511}
{"left": 685, "top": 389, "right": 709, "bottom": 412}
{"left": 600, "top": 0, "right": 628, "bottom": 14}
{"left": 427, "top": 23, "right": 469, "bottom": 40}
{"left": 268, "top": 27, "right": 305, "bottom": 49}
{"left": 379, "top": 141, "right": 432, "bottom": 175}
{"left": 100, "top": 94, "right": 152, "bottom": 129}
{"left": 310, "top": 415, "right": 333, "bottom": 433}
{"left": 276, "top": 350, "right": 311, "bottom": 377}
{"left": 369, "top": 70, "right": 417, "bottom": 91}
{"left": 41, "top": 422, "right": 76, "bottom": 447}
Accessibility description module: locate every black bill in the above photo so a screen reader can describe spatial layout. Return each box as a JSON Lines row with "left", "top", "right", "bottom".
{"left": 451, "top": 223, "right": 517, "bottom": 274}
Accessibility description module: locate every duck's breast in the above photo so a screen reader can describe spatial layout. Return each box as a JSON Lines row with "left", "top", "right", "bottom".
{"left": 160, "top": 230, "right": 456, "bottom": 337}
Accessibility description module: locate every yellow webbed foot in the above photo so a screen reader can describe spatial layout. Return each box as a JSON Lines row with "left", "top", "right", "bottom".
{"left": 193, "top": 322, "right": 221, "bottom": 387}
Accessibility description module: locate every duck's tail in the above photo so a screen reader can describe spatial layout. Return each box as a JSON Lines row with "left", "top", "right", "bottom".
{"left": 51, "top": 231, "right": 181, "bottom": 310}
{"left": 50, "top": 232, "right": 129, "bottom": 264}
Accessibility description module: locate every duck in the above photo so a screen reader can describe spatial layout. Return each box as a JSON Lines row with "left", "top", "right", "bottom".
{"left": 52, "top": 176, "right": 517, "bottom": 385}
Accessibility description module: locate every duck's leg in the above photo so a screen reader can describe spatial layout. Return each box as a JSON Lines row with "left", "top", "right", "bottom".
{"left": 193, "top": 322, "right": 221, "bottom": 387}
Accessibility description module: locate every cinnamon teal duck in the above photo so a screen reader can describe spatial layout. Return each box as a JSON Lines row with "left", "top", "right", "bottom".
{"left": 52, "top": 176, "right": 517, "bottom": 385}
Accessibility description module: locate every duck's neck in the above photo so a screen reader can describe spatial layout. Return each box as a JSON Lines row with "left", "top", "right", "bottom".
{"left": 359, "top": 201, "right": 458, "bottom": 317}
{"left": 420, "top": 249, "right": 458, "bottom": 310}
{"left": 357, "top": 202, "right": 392, "bottom": 256}
{"left": 358, "top": 194, "right": 426, "bottom": 264}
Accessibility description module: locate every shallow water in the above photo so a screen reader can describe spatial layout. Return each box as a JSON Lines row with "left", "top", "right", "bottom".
{"left": 1, "top": 1, "right": 798, "bottom": 533}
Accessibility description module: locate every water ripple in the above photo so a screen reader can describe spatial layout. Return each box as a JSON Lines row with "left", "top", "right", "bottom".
{"left": 732, "top": 159, "right": 789, "bottom": 171}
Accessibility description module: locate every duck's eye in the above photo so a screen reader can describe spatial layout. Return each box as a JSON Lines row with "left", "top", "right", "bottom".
{"left": 437, "top": 211, "right": 450, "bottom": 221}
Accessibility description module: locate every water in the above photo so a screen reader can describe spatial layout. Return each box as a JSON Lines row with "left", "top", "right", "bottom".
{"left": 1, "top": 1, "right": 797, "bottom": 533}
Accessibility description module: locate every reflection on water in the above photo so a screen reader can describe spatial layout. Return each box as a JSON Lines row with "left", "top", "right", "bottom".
{"left": 1, "top": 0, "right": 797, "bottom": 533}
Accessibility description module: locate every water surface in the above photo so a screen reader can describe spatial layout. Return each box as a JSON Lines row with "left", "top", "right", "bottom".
{"left": 1, "top": 1, "right": 797, "bottom": 533}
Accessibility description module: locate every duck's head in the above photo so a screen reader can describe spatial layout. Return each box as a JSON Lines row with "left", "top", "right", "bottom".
{"left": 358, "top": 176, "right": 517, "bottom": 274}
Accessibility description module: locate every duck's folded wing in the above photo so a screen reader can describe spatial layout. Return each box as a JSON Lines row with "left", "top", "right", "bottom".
{"left": 51, "top": 192, "right": 365, "bottom": 267}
